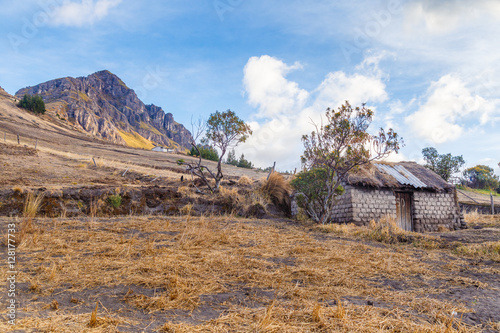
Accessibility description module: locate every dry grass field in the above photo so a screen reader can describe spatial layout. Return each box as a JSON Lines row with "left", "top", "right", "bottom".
{"left": 0, "top": 212, "right": 498, "bottom": 332}
{"left": 1, "top": 92, "right": 499, "bottom": 332}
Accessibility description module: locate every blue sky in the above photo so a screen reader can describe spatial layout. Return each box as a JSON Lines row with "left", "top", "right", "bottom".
{"left": 0, "top": 0, "right": 499, "bottom": 173}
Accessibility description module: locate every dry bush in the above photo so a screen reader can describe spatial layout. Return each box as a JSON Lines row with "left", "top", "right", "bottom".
{"left": 464, "top": 210, "right": 499, "bottom": 228}
{"left": 18, "top": 192, "right": 45, "bottom": 245}
{"left": 177, "top": 186, "right": 193, "bottom": 198}
{"left": 365, "top": 215, "right": 413, "bottom": 243}
{"left": 453, "top": 241, "right": 500, "bottom": 262}
{"left": 237, "top": 175, "right": 253, "bottom": 186}
{"left": 12, "top": 186, "right": 23, "bottom": 194}
{"left": 312, "top": 303, "right": 323, "bottom": 323}
{"left": 88, "top": 302, "right": 98, "bottom": 328}
{"left": 261, "top": 172, "right": 292, "bottom": 215}
{"left": 219, "top": 185, "right": 240, "bottom": 199}
{"left": 179, "top": 203, "right": 194, "bottom": 216}
{"left": 77, "top": 163, "right": 88, "bottom": 169}
{"left": 218, "top": 186, "right": 242, "bottom": 214}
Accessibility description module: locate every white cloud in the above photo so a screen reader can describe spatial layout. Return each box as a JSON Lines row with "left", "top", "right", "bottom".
{"left": 243, "top": 55, "right": 309, "bottom": 119}
{"left": 51, "top": 0, "right": 122, "bottom": 27}
{"left": 405, "top": 74, "right": 496, "bottom": 144}
{"left": 404, "top": 0, "right": 500, "bottom": 35}
{"left": 241, "top": 55, "right": 389, "bottom": 170}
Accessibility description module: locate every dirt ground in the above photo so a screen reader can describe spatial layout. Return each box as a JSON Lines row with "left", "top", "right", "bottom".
{"left": 0, "top": 214, "right": 498, "bottom": 332}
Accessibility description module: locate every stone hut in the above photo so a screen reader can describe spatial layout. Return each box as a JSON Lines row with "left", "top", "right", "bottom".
{"left": 331, "top": 162, "right": 466, "bottom": 232}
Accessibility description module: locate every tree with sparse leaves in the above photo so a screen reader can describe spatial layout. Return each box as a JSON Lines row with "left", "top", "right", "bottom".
{"left": 182, "top": 110, "right": 252, "bottom": 193}
{"left": 422, "top": 147, "right": 465, "bottom": 182}
{"left": 206, "top": 110, "right": 252, "bottom": 190}
{"left": 296, "top": 101, "right": 403, "bottom": 224}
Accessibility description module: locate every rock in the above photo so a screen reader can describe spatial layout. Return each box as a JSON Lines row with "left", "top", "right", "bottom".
{"left": 15, "top": 70, "right": 193, "bottom": 149}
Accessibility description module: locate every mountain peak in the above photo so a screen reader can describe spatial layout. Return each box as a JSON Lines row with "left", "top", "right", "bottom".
{"left": 15, "top": 72, "right": 192, "bottom": 149}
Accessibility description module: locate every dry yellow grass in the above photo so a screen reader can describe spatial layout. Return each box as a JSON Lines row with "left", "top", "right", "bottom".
{"left": 177, "top": 186, "right": 192, "bottom": 197}
{"left": 237, "top": 175, "right": 253, "bottom": 186}
{"left": 16, "top": 192, "right": 45, "bottom": 246}
{"left": 261, "top": 172, "right": 292, "bottom": 213}
{"left": 0, "top": 214, "right": 489, "bottom": 332}
{"left": 117, "top": 129, "right": 155, "bottom": 150}
{"left": 12, "top": 186, "right": 23, "bottom": 194}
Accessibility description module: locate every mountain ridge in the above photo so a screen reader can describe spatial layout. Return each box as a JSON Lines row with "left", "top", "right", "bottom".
{"left": 15, "top": 70, "right": 193, "bottom": 150}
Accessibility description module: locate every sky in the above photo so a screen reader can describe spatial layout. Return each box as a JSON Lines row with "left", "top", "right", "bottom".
{"left": 0, "top": 0, "right": 499, "bottom": 174}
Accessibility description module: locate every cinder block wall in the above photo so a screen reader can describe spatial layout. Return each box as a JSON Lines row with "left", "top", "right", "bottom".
{"left": 331, "top": 187, "right": 396, "bottom": 225}
{"left": 295, "top": 185, "right": 466, "bottom": 232}
{"left": 413, "top": 191, "right": 464, "bottom": 232}
{"left": 330, "top": 186, "right": 354, "bottom": 223}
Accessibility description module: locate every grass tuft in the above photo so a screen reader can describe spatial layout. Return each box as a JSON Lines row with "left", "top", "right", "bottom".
{"left": 88, "top": 302, "right": 98, "bottom": 328}
{"left": 237, "top": 175, "right": 253, "bottom": 186}
{"left": 261, "top": 172, "right": 292, "bottom": 215}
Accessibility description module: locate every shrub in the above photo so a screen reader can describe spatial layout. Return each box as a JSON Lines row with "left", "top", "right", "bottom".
{"left": 177, "top": 186, "right": 192, "bottom": 197}
{"left": 108, "top": 194, "right": 122, "bottom": 208}
{"left": 237, "top": 175, "right": 253, "bottom": 186}
{"left": 290, "top": 168, "right": 343, "bottom": 222}
{"left": 189, "top": 145, "right": 219, "bottom": 162}
{"left": 261, "top": 172, "right": 292, "bottom": 216}
{"left": 18, "top": 94, "right": 46, "bottom": 114}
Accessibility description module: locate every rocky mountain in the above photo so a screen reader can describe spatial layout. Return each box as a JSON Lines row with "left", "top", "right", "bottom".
{"left": 15, "top": 70, "right": 193, "bottom": 149}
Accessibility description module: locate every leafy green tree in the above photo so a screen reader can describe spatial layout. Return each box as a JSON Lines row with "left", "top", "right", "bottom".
{"left": 291, "top": 168, "right": 344, "bottom": 219}
{"left": 189, "top": 145, "right": 219, "bottom": 162}
{"left": 298, "top": 101, "right": 402, "bottom": 224}
{"left": 422, "top": 147, "right": 465, "bottom": 181}
{"left": 463, "top": 165, "right": 499, "bottom": 190}
{"left": 237, "top": 154, "right": 253, "bottom": 169}
{"left": 226, "top": 149, "right": 238, "bottom": 166}
{"left": 18, "top": 94, "right": 46, "bottom": 114}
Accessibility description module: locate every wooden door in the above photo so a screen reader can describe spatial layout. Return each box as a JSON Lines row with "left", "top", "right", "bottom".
{"left": 395, "top": 192, "right": 413, "bottom": 231}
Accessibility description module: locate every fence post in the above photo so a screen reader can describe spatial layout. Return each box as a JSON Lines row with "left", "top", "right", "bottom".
{"left": 17, "top": 134, "right": 20, "bottom": 145}
{"left": 267, "top": 161, "right": 276, "bottom": 180}
{"left": 491, "top": 192, "right": 495, "bottom": 215}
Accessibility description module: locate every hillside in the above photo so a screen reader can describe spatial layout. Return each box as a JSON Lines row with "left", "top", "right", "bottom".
{"left": 457, "top": 187, "right": 500, "bottom": 205}
{"left": 15, "top": 70, "right": 192, "bottom": 149}
{"left": 0, "top": 90, "right": 265, "bottom": 188}
{"left": 0, "top": 86, "right": 10, "bottom": 98}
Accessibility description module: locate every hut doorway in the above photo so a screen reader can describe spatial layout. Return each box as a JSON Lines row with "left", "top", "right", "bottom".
{"left": 395, "top": 192, "right": 413, "bottom": 231}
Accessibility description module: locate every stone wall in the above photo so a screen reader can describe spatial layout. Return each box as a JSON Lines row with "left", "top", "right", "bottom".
{"left": 412, "top": 191, "right": 464, "bottom": 232}
{"left": 460, "top": 203, "right": 500, "bottom": 215}
{"left": 349, "top": 187, "right": 396, "bottom": 226}
{"left": 329, "top": 186, "right": 355, "bottom": 223}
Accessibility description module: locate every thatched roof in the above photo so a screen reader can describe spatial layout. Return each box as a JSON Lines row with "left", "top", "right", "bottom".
{"left": 345, "top": 161, "right": 454, "bottom": 192}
